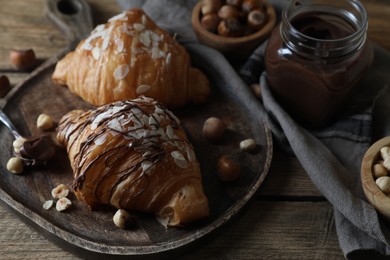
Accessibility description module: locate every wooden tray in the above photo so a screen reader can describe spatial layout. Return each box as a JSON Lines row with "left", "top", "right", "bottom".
{"left": 0, "top": 51, "right": 272, "bottom": 258}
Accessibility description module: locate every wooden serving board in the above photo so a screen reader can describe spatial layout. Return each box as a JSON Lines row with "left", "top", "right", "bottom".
{"left": 0, "top": 50, "right": 272, "bottom": 258}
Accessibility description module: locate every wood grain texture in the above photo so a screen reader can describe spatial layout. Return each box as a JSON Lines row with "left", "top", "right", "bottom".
{"left": 0, "top": 0, "right": 389, "bottom": 259}
{"left": 0, "top": 44, "right": 272, "bottom": 257}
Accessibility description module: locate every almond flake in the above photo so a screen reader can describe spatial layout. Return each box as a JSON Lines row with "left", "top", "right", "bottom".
{"left": 81, "top": 41, "right": 93, "bottom": 51}
{"left": 133, "top": 23, "right": 145, "bottom": 32}
{"left": 92, "top": 47, "right": 101, "bottom": 60}
{"left": 171, "top": 150, "right": 185, "bottom": 161}
{"left": 166, "top": 52, "right": 172, "bottom": 65}
{"left": 149, "top": 116, "right": 159, "bottom": 126}
{"left": 141, "top": 160, "right": 153, "bottom": 172}
{"left": 94, "top": 133, "right": 108, "bottom": 146}
{"left": 175, "top": 139, "right": 185, "bottom": 150}
{"left": 136, "top": 84, "right": 151, "bottom": 94}
{"left": 102, "top": 36, "right": 110, "bottom": 50}
{"left": 142, "top": 15, "right": 147, "bottom": 25}
{"left": 114, "top": 64, "right": 130, "bottom": 80}
{"left": 139, "top": 31, "right": 151, "bottom": 47}
{"left": 166, "top": 125, "right": 174, "bottom": 139}
{"left": 116, "top": 38, "right": 124, "bottom": 53}
{"left": 186, "top": 145, "right": 196, "bottom": 162}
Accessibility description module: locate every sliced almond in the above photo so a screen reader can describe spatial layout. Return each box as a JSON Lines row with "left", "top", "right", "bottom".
{"left": 92, "top": 47, "right": 101, "bottom": 60}
{"left": 114, "top": 64, "right": 130, "bottom": 80}
{"left": 136, "top": 84, "right": 152, "bottom": 94}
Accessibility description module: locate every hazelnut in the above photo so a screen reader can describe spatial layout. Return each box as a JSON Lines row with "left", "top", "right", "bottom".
{"left": 9, "top": 49, "right": 37, "bottom": 71}
{"left": 250, "top": 83, "right": 261, "bottom": 98}
{"left": 56, "top": 197, "right": 72, "bottom": 212}
{"left": 43, "top": 200, "right": 54, "bottom": 210}
{"left": 6, "top": 157, "right": 24, "bottom": 174}
{"left": 384, "top": 157, "right": 390, "bottom": 171}
{"left": 217, "top": 155, "right": 241, "bottom": 182}
{"left": 113, "top": 209, "right": 136, "bottom": 229}
{"left": 376, "top": 176, "right": 390, "bottom": 194}
{"left": 240, "top": 138, "right": 256, "bottom": 152}
{"left": 13, "top": 136, "right": 27, "bottom": 154}
{"left": 373, "top": 163, "right": 388, "bottom": 179}
{"left": 226, "top": 0, "right": 243, "bottom": 8}
{"left": 201, "top": 0, "right": 222, "bottom": 15}
{"left": 218, "top": 5, "right": 240, "bottom": 20}
{"left": 201, "top": 13, "right": 221, "bottom": 32}
{"left": 247, "top": 9, "right": 267, "bottom": 31}
{"left": 0, "top": 75, "right": 11, "bottom": 98}
{"left": 51, "top": 184, "right": 70, "bottom": 199}
{"left": 37, "top": 113, "right": 54, "bottom": 130}
{"left": 217, "top": 18, "right": 244, "bottom": 37}
{"left": 242, "top": 0, "right": 263, "bottom": 13}
{"left": 203, "top": 117, "right": 227, "bottom": 142}
{"left": 380, "top": 146, "right": 390, "bottom": 160}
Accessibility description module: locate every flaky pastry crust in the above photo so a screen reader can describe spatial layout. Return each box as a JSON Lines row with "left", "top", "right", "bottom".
{"left": 56, "top": 97, "right": 209, "bottom": 226}
{"left": 52, "top": 9, "right": 210, "bottom": 108}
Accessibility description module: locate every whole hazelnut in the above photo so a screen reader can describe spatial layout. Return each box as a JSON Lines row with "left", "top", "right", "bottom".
{"left": 201, "top": 13, "right": 221, "bottom": 32}
{"left": 37, "top": 113, "right": 54, "bottom": 130}
{"left": 0, "top": 75, "right": 11, "bottom": 98}
{"left": 218, "top": 5, "right": 240, "bottom": 20}
{"left": 242, "top": 0, "right": 263, "bottom": 13}
{"left": 247, "top": 9, "right": 267, "bottom": 30}
{"left": 217, "top": 155, "right": 241, "bottom": 182}
{"left": 6, "top": 157, "right": 24, "bottom": 174}
{"left": 9, "top": 49, "right": 37, "bottom": 71}
{"left": 203, "top": 117, "right": 227, "bottom": 142}
{"left": 217, "top": 18, "right": 244, "bottom": 37}
{"left": 201, "top": 0, "right": 222, "bottom": 15}
{"left": 226, "top": 0, "right": 243, "bottom": 8}
{"left": 113, "top": 209, "right": 137, "bottom": 229}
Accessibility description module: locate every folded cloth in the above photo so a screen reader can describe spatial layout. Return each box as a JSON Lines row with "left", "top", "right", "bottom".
{"left": 116, "top": 0, "right": 390, "bottom": 257}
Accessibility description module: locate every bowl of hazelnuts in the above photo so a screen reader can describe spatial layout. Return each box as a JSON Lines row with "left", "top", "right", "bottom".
{"left": 361, "top": 136, "right": 390, "bottom": 220}
{"left": 192, "top": 0, "right": 276, "bottom": 60}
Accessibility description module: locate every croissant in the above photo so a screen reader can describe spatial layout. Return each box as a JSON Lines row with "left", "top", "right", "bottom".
{"left": 56, "top": 96, "right": 209, "bottom": 226}
{"left": 52, "top": 8, "right": 210, "bottom": 108}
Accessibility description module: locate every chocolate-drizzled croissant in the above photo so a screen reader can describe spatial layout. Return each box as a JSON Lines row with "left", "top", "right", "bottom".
{"left": 52, "top": 9, "right": 210, "bottom": 108}
{"left": 56, "top": 97, "right": 209, "bottom": 226}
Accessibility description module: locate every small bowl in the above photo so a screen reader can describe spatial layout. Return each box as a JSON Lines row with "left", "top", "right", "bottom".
{"left": 191, "top": 1, "right": 276, "bottom": 60}
{"left": 361, "top": 136, "right": 390, "bottom": 219}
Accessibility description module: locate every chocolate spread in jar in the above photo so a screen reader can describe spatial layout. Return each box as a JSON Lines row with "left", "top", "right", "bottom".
{"left": 265, "top": 6, "right": 373, "bottom": 127}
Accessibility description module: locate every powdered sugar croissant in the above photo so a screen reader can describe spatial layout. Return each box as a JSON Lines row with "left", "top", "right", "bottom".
{"left": 52, "top": 9, "right": 210, "bottom": 108}
{"left": 56, "top": 97, "right": 209, "bottom": 226}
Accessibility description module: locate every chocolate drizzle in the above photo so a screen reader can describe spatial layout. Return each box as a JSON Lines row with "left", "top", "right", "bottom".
{"left": 56, "top": 96, "right": 196, "bottom": 209}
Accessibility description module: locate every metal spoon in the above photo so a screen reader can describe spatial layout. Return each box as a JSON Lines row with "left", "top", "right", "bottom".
{"left": 0, "top": 109, "right": 56, "bottom": 166}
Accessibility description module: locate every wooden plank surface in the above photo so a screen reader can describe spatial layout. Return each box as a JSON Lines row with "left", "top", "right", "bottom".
{"left": 0, "top": 0, "right": 389, "bottom": 259}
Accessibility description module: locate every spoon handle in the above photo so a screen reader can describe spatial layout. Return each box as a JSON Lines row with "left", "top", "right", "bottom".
{"left": 0, "top": 109, "right": 21, "bottom": 139}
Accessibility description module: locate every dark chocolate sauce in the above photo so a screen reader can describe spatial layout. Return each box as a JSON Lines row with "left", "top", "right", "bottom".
{"left": 265, "top": 10, "right": 373, "bottom": 127}
{"left": 17, "top": 135, "right": 57, "bottom": 166}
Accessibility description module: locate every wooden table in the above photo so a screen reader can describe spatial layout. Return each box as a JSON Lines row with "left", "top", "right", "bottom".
{"left": 0, "top": 0, "right": 389, "bottom": 259}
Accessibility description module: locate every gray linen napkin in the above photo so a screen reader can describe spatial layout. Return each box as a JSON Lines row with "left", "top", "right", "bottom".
{"left": 116, "top": 0, "right": 390, "bottom": 258}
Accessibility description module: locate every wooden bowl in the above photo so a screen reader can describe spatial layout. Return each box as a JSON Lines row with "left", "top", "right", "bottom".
{"left": 361, "top": 136, "right": 390, "bottom": 219}
{"left": 191, "top": 1, "right": 276, "bottom": 60}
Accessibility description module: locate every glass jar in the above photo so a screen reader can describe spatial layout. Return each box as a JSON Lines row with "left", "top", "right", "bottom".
{"left": 264, "top": 0, "right": 373, "bottom": 127}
